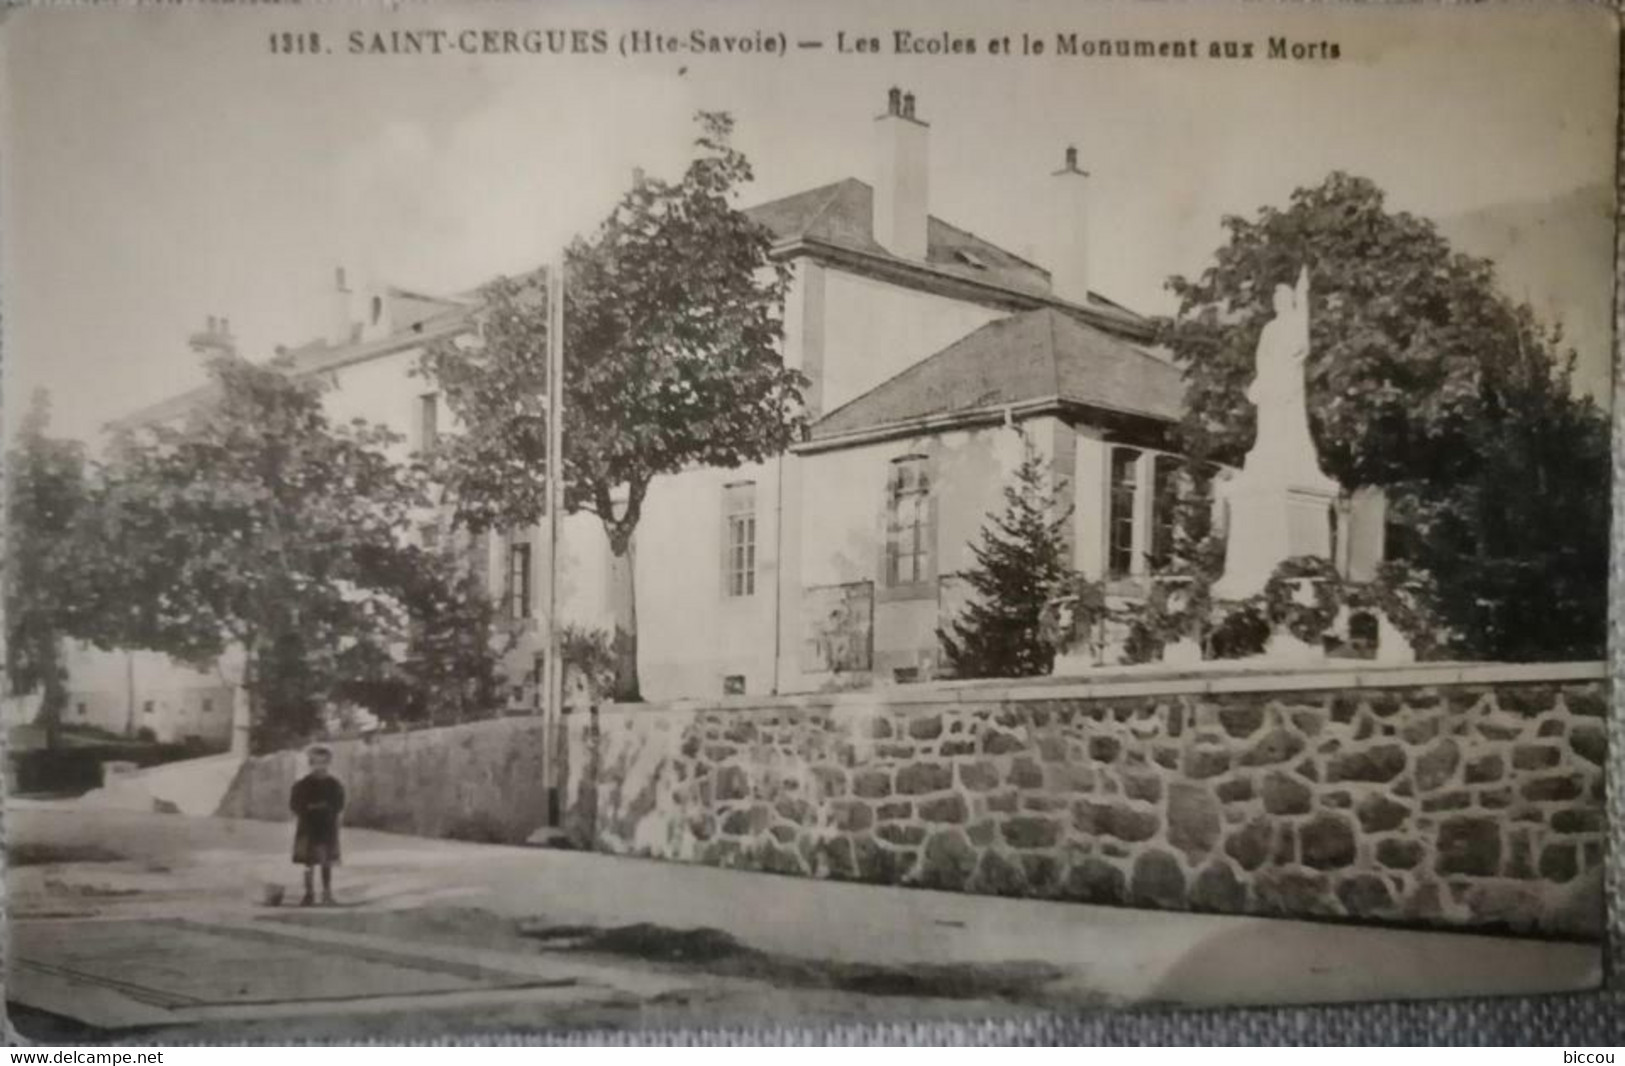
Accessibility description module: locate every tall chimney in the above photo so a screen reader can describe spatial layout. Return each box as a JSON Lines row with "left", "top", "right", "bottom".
{"left": 1050, "top": 145, "right": 1091, "bottom": 304}
{"left": 331, "top": 265, "right": 358, "bottom": 345}
{"left": 187, "top": 313, "right": 236, "bottom": 358}
{"left": 873, "top": 86, "right": 929, "bottom": 260}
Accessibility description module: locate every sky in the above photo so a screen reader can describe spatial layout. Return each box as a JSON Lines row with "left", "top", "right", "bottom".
{"left": 3, "top": 0, "right": 1617, "bottom": 442}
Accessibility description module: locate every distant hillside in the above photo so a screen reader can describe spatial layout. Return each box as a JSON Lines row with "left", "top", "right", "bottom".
{"left": 1435, "top": 182, "right": 1614, "bottom": 401}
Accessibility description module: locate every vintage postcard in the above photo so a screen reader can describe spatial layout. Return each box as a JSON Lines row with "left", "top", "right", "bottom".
{"left": 1, "top": 0, "right": 1617, "bottom": 1044}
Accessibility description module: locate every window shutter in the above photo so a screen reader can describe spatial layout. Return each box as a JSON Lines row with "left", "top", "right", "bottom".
{"left": 469, "top": 529, "right": 491, "bottom": 592}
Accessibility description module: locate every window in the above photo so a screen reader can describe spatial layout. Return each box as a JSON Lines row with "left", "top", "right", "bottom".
{"left": 885, "top": 457, "right": 931, "bottom": 587}
{"left": 723, "top": 675, "right": 746, "bottom": 696}
{"left": 1150, "top": 455, "right": 1183, "bottom": 572}
{"left": 1384, "top": 515, "right": 1416, "bottom": 565}
{"left": 1108, "top": 447, "right": 1141, "bottom": 578}
{"left": 723, "top": 482, "right": 757, "bottom": 597}
{"left": 420, "top": 523, "right": 441, "bottom": 553}
{"left": 1328, "top": 506, "right": 1341, "bottom": 572}
{"left": 201, "top": 698, "right": 213, "bottom": 714}
{"left": 893, "top": 666, "right": 920, "bottom": 684}
{"left": 506, "top": 539, "right": 533, "bottom": 621}
{"left": 142, "top": 700, "right": 155, "bottom": 715}
{"left": 1348, "top": 610, "right": 1379, "bottom": 656}
{"left": 76, "top": 702, "right": 87, "bottom": 717}
{"left": 469, "top": 529, "right": 492, "bottom": 592}
{"left": 417, "top": 392, "right": 439, "bottom": 450}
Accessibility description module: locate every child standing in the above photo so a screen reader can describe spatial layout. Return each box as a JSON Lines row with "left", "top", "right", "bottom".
{"left": 290, "top": 746, "right": 346, "bottom": 906}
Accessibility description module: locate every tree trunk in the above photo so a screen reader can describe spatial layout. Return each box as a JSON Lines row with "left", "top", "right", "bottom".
{"left": 39, "top": 644, "right": 65, "bottom": 752}
{"left": 607, "top": 536, "right": 641, "bottom": 702}
{"left": 223, "top": 641, "right": 255, "bottom": 756}
{"left": 235, "top": 677, "right": 256, "bottom": 756}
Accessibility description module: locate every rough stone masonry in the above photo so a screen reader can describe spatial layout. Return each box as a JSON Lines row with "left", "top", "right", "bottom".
{"left": 567, "top": 664, "right": 1608, "bottom": 937}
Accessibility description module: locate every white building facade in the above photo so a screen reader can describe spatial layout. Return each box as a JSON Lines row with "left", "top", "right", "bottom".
{"left": 57, "top": 88, "right": 1386, "bottom": 729}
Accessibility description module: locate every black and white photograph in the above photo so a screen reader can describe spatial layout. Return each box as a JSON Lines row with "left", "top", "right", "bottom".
{"left": 1, "top": 0, "right": 1618, "bottom": 1044}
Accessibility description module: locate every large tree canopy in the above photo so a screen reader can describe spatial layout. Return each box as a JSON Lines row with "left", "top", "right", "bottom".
{"left": 1161, "top": 172, "right": 1608, "bottom": 661}
{"left": 77, "top": 353, "right": 455, "bottom": 750}
{"left": 3, "top": 390, "right": 91, "bottom": 748}
{"left": 423, "top": 111, "right": 807, "bottom": 700}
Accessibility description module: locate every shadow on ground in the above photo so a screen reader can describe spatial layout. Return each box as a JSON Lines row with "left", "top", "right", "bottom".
{"left": 8, "top": 842, "right": 129, "bottom": 867}
{"left": 271, "top": 905, "right": 1075, "bottom": 1004}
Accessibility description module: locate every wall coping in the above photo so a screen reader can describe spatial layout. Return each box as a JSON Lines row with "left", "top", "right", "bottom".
{"left": 601, "top": 660, "right": 1607, "bottom": 715}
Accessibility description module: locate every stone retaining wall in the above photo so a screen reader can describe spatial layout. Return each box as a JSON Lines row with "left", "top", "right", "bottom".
{"left": 218, "top": 716, "right": 554, "bottom": 845}
{"left": 566, "top": 664, "right": 1608, "bottom": 936}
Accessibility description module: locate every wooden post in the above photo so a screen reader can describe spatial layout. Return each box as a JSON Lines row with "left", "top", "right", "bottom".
{"left": 124, "top": 652, "right": 137, "bottom": 738}
{"left": 543, "top": 256, "right": 565, "bottom": 825}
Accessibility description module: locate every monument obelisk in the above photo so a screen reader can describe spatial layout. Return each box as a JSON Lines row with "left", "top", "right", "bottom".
{"left": 1211, "top": 268, "right": 1341, "bottom": 601}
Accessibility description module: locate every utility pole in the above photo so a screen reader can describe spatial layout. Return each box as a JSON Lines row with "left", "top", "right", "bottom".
{"left": 543, "top": 256, "right": 565, "bottom": 826}
{"left": 125, "top": 652, "right": 136, "bottom": 738}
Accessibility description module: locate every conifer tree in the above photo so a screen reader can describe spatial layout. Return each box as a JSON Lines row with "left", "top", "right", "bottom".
{"left": 939, "top": 441, "right": 1073, "bottom": 678}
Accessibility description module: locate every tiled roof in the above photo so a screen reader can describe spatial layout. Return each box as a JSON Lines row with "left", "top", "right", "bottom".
{"left": 277, "top": 300, "right": 471, "bottom": 380}
{"left": 810, "top": 307, "right": 1184, "bottom": 442}
{"left": 746, "top": 178, "right": 1146, "bottom": 328}
{"left": 109, "top": 294, "right": 472, "bottom": 430}
{"left": 119, "top": 179, "right": 1154, "bottom": 432}
{"left": 748, "top": 178, "right": 1057, "bottom": 296}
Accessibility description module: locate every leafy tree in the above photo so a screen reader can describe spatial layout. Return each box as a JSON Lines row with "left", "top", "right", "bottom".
{"left": 1161, "top": 172, "right": 1608, "bottom": 660}
{"left": 422, "top": 111, "right": 806, "bottom": 700}
{"left": 3, "top": 390, "right": 90, "bottom": 748}
{"left": 400, "top": 540, "right": 510, "bottom": 726}
{"left": 76, "top": 353, "right": 434, "bottom": 752}
{"left": 337, "top": 539, "right": 512, "bottom": 729}
{"left": 939, "top": 442, "right": 1074, "bottom": 678}
{"left": 560, "top": 623, "right": 616, "bottom": 704}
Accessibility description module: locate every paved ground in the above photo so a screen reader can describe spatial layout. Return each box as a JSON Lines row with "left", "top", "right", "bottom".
{"left": 5, "top": 804, "right": 1604, "bottom": 1042}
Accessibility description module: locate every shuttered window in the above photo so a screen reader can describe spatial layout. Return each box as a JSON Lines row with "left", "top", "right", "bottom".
{"left": 417, "top": 392, "right": 439, "bottom": 450}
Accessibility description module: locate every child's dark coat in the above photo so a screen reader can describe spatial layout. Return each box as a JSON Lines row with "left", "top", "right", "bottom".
{"left": 290, "top": 772, "right": 346, "bottom": 866}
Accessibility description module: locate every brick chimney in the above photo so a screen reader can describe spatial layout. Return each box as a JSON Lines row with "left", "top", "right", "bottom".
{"left": 187, "top": 314, "right": 236, "bottom": 358}
{"left": 1049, "top": 145, "right": 1091, "bottom": 304}
{"left": 873, "top": 87, "right": 929, "bottom": 260}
